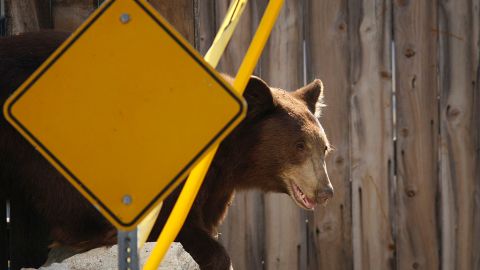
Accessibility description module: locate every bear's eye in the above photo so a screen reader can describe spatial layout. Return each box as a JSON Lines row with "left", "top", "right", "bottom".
{"left": 296, "top": 142, "right": 306, "bottom": 151}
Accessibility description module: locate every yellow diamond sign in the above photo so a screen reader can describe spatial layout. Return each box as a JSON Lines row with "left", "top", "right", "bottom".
{"left": 3, "top": 0, "right": 246, "bottom": 229}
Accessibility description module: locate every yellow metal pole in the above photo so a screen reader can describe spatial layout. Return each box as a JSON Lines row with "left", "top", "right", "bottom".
{"left": 142, "top": 0, "right": 283, "bottom": 269}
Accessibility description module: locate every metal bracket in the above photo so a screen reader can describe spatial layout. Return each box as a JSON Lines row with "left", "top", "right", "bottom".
{"left": 118, "top": 229, "right": 139, "bottom": 270}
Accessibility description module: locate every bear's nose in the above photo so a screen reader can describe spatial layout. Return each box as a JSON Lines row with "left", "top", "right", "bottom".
{"left": 323, "top": 185, "right": 334, "bottom": 197}
{"left": 317, "top": 184, "right": 334, "bottom": 201}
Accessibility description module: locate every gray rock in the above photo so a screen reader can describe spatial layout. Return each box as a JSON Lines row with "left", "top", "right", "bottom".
{"left": 22, "top": 242, "right": 199, "bottom": 270}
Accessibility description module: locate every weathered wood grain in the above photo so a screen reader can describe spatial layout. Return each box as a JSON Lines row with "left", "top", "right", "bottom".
{"left": 260, "top": 0, "right": 307, "bottom": 269}
{"left": 51, "top": 0, "right": 95, "bottom": 31}
{"left": 210, "top": 1, "right": 267, "bottom": 269}
{"left": 349, "top": 0, "right": 394, "bottom": 269}
{"left": 474, "top": 4, "right": 480, "bottom": 267}
{"left": 6, "top": 0, "right": 40, "bottom": 34}
{"left": 148, "top": 0, "right": 195, "bottom": 44}
{"left": 34, "top": 0, "right": 53, "bottom": 29}
{"left": 195, "top": 0, "right": 216, "bottom": 55}
{"left": 50, "top": 0, "right": 196, "bottom": 40}
{"left": 220, "top": 191, "right": 266, "bottom": 270}
{"left": 438, "top": 0, "right": 480, "bottom": 269}
{"left": 474, "top": 43, "right": 480, "bottom": 270}
{"left": 304, "top": 0, "right": 352, "bottom": 269}
{"left": 394, "top": 0, "right": 440, "bottom": 269}
{"left": 2, "top": 1, "right": 479, "bottom": 269}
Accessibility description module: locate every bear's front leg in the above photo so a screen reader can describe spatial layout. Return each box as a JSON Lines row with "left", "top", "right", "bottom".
{"left": 177, "top": 225, "right": 231, "bottom": 270}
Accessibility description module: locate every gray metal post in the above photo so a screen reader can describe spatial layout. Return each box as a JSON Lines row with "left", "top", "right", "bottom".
{"left": 118, "top": 229, "right": 139, "bottom": 270}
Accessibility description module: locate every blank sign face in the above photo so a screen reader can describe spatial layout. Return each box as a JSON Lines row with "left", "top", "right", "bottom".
{"left": 4, "top": 0, "right": 246, "bottom": 229}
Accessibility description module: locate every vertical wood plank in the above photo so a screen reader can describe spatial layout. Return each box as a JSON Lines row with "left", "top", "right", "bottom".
{"left": 5, "top": 0, "right": 40, "bottom": 34}
{"left": 350, "top": 0, "right": 394, "bottom": 269}
{"left": 148, "top": 0, "right": 195, "bottom": 44}
{"left": 51, "top": 0, "right": 95, "bottom": 31}
{"left": 212, "top": 1, "right": 267, "bottom": 269}
{"left": 195, "top": 0, "right": 216, "bottom": 55}
{"left": 438, "top": 0, "right": 480, "bottom": 269}
{"left": 474, "top": 4, "right": 480, "bottom": 267}
{"left": 261, "top": 1, "right": 307, "bottom": 269}
{"left": 5, "top": 0, "right": 93, "bottom": 33}
{"left": 220, "top": 191, "right": 266, "bottom": 270}
{"left": 393, "top": 0, "right": 440, "bottom": 269}
{"left": 304, "top": 0, "right": 352, "bottom": 269}
{"left": 50, "top": 0, "right": 196, "bottom": 40}
{"left": 34, "top": 0, "right": 53, "bottom": 29}
{"left": 474, "top": 48, "right": 480, "bottom": 270}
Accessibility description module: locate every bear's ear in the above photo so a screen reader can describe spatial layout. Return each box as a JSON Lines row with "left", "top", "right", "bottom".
{"left": 243, "top": 76, "right": 276, "bottom": 119}
{"left": 293, "top": 79, "right": 325, "bottom": 117}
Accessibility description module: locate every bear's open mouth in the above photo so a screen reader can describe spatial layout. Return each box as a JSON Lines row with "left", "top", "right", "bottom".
{"left": 291, "top": 182, "right": 316, "bottom": 210}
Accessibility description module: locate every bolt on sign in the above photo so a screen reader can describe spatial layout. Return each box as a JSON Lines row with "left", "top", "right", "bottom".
{"left": 3, "top": 0, "right": 246, "bottom": 230}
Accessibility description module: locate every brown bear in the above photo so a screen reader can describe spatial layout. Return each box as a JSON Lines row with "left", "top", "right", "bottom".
{"left": 0, "top": 31, "right": 333, "bottom": 270}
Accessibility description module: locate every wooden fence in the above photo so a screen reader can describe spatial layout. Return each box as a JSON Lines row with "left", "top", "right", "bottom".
{"left": 1, "top": 0, "right": 479, "bottom": 269}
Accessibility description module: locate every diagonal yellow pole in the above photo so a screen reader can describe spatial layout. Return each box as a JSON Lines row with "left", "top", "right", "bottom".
{"left": 142, "top": 1, "right": 283, "bottom": 269}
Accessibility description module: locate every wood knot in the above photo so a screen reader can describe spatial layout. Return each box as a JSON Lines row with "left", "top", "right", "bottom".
{"left": 338, "top": 22, "right": 347, "bottom": 32}
{"left": 446, "top": 105, "right": 460, "bottom": 120}
{"left": 335, "top": 156, "right": 344, "bottom": 165}
{"left": 412, "top": 262, "right": 420, "bottom": 269}
{"left": 380, "top": 71, "right": 392, "bottom": 79}
{"left": 400, "top": 128, "right": 409, "bottom": 137}
{"left": 404, "top": 48, "right": 416, "bottom": 58}
{"left": 411, "top": 75, "right": 417, "bottom": 89}
{"left": 322, "top": 222, "right": 333, "bottom": 232}
{"left": 406, "top": 189, "right": 416, "bottom": 197}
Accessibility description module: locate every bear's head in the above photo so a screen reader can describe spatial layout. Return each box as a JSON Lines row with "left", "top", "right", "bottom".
{"left": 239, "top": 76, "right": 333, "bottom": 210}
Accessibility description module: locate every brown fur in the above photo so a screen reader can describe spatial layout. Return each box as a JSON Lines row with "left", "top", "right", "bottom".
{"left": 0, "top": 31, "right": 332, "bottom": 270}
